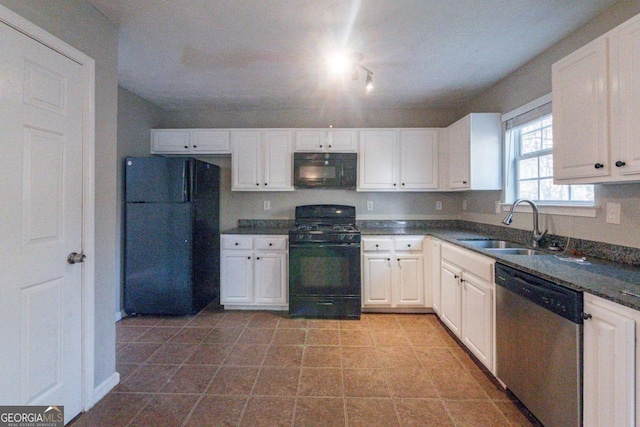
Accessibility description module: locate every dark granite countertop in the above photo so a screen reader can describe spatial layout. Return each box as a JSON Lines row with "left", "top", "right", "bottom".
{"left": 222, "top": 220, "right": 640, "bottom": 311}
{"left": 222, "top": 227, "right": 291, "bottom": 235}
{"left": 361, "top": 226, "right": 640, "bottom": 311}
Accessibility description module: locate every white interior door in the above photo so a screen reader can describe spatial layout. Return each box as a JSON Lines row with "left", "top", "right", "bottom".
{"left": 0, "top": 21, "right": 84, "bottom": 423}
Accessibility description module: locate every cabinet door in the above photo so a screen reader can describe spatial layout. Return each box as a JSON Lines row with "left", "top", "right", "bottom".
{"left": 192, "top": 130, "right": 230, "bottom": 154}
{"left": 461, "top": 272, "right": 493, "bottom": 371}
{"left": 612, "top": 16, "right": 640, "bottom": 178}
{"left": 448, "top": 117, "right": 471, "bottom": 189}
{"left": 431, "top": 239, "right": 442, "bottom": 315}
{"left": 394, "top": 254, "right": 425, "bottom": 307}
{"left": 362, "top": 254, "right": 392, "bottom": 307}
{"left": 295, "top": 130, "right": 326, "bottom": 151}
{"left": 553, "top": 37, "right": 610, "bottom": 182}
{"left": 232, "top": 131, "right": 262, "bottom": 190}
{"left": 358, "top": 130, "right": 398, "bottom": 190}
{"left": 255, "top": 252, "right": 287, "bottom": 304}
{"left": 399, "top": 130, "right": 439, "bottom": 190}
{"left": 440, "top": 260, "right": 462, "bottom": 337}
{"left": 328, "top": 130, "right": 358, "bottom": 152}
{"left": 151, "top": 129, "right": 191, "bottom": 154}
{"left": 263, "top": 130, "right": 293, "bottom": 190}
{"left": 220, "top": 251, "right": 254, "bottom": 304}
{"left": 583, "top": 298, "right": 635, "bottom": 427}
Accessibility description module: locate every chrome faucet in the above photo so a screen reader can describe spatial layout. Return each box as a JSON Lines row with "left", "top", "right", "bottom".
{"left": 502, "top": 198, "right": 548, "bottom": 249}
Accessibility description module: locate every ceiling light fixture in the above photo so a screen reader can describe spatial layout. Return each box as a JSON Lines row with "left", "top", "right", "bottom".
{"left": 326, "top": 50, "right": 374, "bottom": 92}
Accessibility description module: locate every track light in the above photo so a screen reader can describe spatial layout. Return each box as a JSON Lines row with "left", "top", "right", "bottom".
{"left": 365, "top": 69, "right": 373, "bottom": 92}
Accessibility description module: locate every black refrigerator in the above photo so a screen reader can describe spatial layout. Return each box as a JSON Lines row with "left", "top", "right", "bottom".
{"left": 124, "top": 156, "right": 220, "bottom": 315}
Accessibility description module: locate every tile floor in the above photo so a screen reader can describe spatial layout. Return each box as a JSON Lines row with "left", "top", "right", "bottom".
{"left": 70, "top": 308, "right": 540, "bottom": 426}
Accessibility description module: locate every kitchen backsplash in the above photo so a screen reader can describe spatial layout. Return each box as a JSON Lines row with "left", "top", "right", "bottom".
{"left": 236, "top": 219, "right": 640, "bottom": 266}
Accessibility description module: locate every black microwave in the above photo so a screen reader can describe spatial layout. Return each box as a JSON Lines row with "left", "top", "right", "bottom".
{"left": 293, "top": 152, "right": 357, "bottom": 189}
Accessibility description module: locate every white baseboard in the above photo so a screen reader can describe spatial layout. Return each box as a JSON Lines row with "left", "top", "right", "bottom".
{"left": 115, "top": 310, "right": 124, "bottom": 322}
{"left": 86, "top": 371, "right": 119, "bottom": 411}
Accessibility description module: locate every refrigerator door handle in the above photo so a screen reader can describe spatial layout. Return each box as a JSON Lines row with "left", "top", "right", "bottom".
{"left": 183, "top": 160, "right": 190, "bottom": 202}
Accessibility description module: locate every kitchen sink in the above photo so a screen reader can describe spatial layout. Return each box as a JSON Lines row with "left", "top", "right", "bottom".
{"left": 484, "top": 248, "right": 545, "bottom": 256}
{"left": 458, "top": 239, "right": 527, "bottom": 249}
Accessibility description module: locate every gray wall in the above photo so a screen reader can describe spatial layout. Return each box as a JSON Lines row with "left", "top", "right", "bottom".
{"left": 0, "top": 0, "right": 119, "bottom": 387}
{"left": 160, "top": 106, "right": 460, "bottom": 129}
{"left": 116, "top": 87, "right": 165, "bottom": 315}
{"left": 460, "top": 0, "right": 640, "bottom": 249}
{"left": 195, "top": 154, "right": 463, "bottom": 231}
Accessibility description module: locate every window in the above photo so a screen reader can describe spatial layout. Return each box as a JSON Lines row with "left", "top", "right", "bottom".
{"left": 504, "top": 99, "right": 594, "bottom": 204}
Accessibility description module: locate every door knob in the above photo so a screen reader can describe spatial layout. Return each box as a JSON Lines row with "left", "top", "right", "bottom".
{"left": 67, "top": 252, "right": 86, "bottom": 264}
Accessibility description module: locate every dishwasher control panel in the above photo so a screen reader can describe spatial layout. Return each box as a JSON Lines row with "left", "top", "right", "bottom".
{"left": 495, "top": 263, "right": 583, "bottom": 323}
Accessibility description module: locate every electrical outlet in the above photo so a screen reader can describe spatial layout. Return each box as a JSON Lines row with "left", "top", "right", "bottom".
{"left": 606, "top": 202, "right": 620, "bottom": 224}
{"left": 436, "top": 201, "right": 442, "bottom": 210}
{"left": 462, "top": 199, "right": 467, "bottom": 211}
{"left": 263, "top": 200, "right": 270, "bottom": 211}
{"left": 366, "top": 201, "right": 374, "bottom": 211}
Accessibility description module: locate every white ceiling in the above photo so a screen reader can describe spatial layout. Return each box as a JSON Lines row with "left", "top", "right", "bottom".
{"left": 88, "top": 0, "right": 618, "bottom": 112}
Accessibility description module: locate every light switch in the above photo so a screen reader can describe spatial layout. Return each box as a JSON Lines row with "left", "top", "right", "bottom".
{"left": 263, "top": 200, "right": 270, "bottom": 211}
{"left": 436, "top": 201, "right": 442, "bottom": 210}
{"left": 606, "top": 202, "right": 620, "bottom": 224}
{"left": 366, "top": 201, "right": 374, "bottom": 211}
{"left": 462, "top": 199, "right": 467, "bottom": 211}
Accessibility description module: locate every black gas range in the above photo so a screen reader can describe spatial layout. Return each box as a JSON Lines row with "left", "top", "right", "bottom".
{"left": 288, "top": 205, "right": 361, "bottom": 319}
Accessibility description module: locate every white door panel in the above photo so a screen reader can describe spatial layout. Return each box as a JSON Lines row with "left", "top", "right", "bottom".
{"left": 0, "top": 21, "right": 83, "bottom": 422}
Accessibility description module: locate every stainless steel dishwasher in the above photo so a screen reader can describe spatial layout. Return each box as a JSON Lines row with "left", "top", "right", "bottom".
{"left": 495, "top": 263, "right": 583, "bottom": 427}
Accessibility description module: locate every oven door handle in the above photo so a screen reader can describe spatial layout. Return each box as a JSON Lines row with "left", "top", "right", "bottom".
{"left": 289, "top": 243, "right": 360, "bottom": 249}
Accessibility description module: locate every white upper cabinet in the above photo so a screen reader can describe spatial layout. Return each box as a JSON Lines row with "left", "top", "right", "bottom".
{"left": 232, "top": 130, "right": 293, "bottom": 191}
{"left": 295, "top": 129, "right": 358, "bottom": 152}
{"left": 446, "top": 113, "right": 501, "bottom": 190}
{"left": 554, "top": 13, "right": 640, "bottom": 183}
{"left": 358, "top": 129, "right": 440, "bottom": 191}
{"left": 553, "top": 36, "right": 610, "bottom": 182}
{"left": 611, "top": 15, "right": 640, "bottom": 178}
{"left": 399, "top": 130, "right": 439, "bottom": 190}
{"left": 151, "top": 129, "right": 231, "bottom": 154}
{"left": 358, "top": 130, "right": 398, "bottom": 190}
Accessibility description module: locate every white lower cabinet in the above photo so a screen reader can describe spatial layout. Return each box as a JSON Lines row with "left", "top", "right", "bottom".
{"left": 438, "top": 242, "right": 495, "bottom": 372}
{"left": 362, "top": 236, "right": 426, "bottom": 310}
{"left": 430, "top": 238, "right": 442, "bottom": 315}
{"left": 221, "top": 235, "right": 288, "bottom": 309}
{"left": 583, "top": 293, "right": 635, "bottom": 427}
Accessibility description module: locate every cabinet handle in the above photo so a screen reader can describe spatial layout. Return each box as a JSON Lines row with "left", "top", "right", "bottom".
{"left": 184, "top": 145, "right": 189, "bottom": 149}
{"left": 235, "top": 242, "right": 239, "bottom": 246}
{"left": 615, "top": 161, "right": 626, "bottom": 167}
{"left": 460, "top": 278, "right": 466, "bottom": 283}
{"left": 454, "top": 274, "right": 459, "bottom": 279}
{"left": 247, "top": 256, "right": 251, "bottom": 259}
{"left": 375, "top": 244, "right": 379, "bottom": 248}
{"left": 387, "top": 258, "right": 391, "bottom": 261}
{"left": 264, "top": 183, "right": 268, "bottom": 186}
{"left": 581, "top": 312, "right": 592, "bottom": 320}
{"left": 269, "top": 243, "right": 273, "bottom": 246}
{"left": 256, "top": 183, "right": 260, "bottom": 186}
{"left": 594, "top": 163, "right": 604, "bottom": 169}
{"left": 256, "top": 257, "right": 260, "bottom": 260}
{"left": 193, "top": 145, "right": 197, "bottom": 148}
{"left": 402, "top": 183, "right": 405, "bottom": 186}
{"left": 463, "top": 180, "right": 468, "bottom": 184}
{"left": 393, "top": 183, "right": 397, "bottom": 186}
{"left": 319, "top": 144, "right": 323, "bottom": 148}
{"left": 328, "top": 145, "right": 332, "bottom": 148}
{"left": 407, "top": 244, "right": 411, "bottom": 248}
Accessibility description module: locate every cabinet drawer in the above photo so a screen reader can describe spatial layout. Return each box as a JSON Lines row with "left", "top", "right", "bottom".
{"left": 363, "top": 238, "right": 393, "bottom": 252}
{"left": 441, "top": 243, "right": 494, "bottom": 282}
{"left": 222, "top": 235, "right": 253, "bottom": 250}
{"left": 255, "top": 236, "right": 288, "bottom": 251}
{"left": 395, "top": 237, "right": 423, "bottom": 252}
